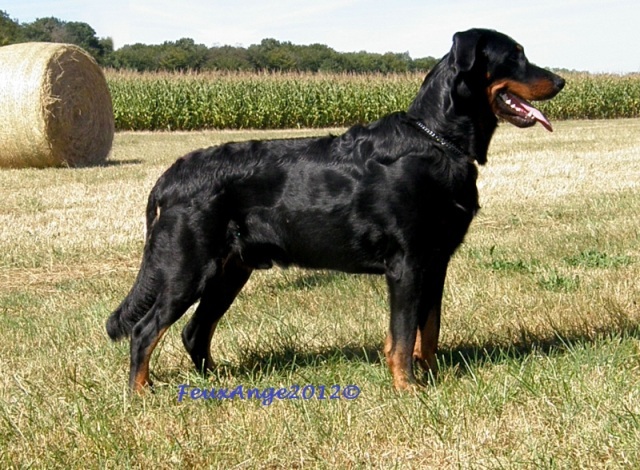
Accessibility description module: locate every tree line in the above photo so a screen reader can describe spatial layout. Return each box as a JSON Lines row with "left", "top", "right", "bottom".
{"left": 0, "top": 11, "right": 438, "bottom": 73}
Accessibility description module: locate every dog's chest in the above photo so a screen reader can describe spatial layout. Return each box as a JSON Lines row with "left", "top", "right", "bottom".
{"left": 373, "top": 158, "right": 480, "bottom": 247}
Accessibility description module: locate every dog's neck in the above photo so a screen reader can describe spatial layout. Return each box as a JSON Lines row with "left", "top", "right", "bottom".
{"left": 407, "top": 57, "right": 498, "bottom": 165}
{"left": 410, "top": 120, "right": 470, "bottom": 162}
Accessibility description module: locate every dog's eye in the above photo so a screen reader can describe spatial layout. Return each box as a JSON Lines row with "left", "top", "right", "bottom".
{"left": 507, "top": 50, "right": 524, "bottom": 65}
{"left": 513, "top": 46, "right": 525, "bottom": 59}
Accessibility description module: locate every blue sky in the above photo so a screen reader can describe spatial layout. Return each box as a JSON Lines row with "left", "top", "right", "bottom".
{"left": 3, "top": 0, "right": 639, "bottom": 73}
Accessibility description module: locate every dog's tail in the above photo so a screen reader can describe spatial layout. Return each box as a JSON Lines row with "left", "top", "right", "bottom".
{"left": 106, "top": 186, "right": 163, "bottom": 341}
{"left": 105, "top": 257, "right": 160, "bottom": 340}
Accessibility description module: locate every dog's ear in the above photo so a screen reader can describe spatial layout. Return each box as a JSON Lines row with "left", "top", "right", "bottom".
{"left": 450, "top": 29, "right": 482, "bottom": 72}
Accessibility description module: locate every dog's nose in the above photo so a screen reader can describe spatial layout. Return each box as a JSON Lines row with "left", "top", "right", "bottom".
{"left": 554, "top": 76, "right": 566, "bottom": 91}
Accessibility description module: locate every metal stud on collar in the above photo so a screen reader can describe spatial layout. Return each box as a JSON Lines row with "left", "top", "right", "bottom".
{"left": 412, "top": 120, "right": 469, "bottom": 160}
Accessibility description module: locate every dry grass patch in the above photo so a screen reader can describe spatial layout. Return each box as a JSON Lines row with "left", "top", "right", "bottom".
{"left": 1, "top": 121, "right": 639, "bottom": 468}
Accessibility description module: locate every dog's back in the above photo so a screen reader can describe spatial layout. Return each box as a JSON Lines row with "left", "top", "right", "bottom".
{"left": 148, "top": 111, "right": 477, "bottom": 271}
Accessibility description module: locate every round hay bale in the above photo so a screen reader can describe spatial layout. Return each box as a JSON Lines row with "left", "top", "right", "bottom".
{"left": 0, "top": 42, "right": 114, "bottom": 168}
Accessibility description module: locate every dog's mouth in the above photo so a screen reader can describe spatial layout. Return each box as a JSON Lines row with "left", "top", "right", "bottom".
{"left": 493, "top": 91, "right": 553, "bottom": 131}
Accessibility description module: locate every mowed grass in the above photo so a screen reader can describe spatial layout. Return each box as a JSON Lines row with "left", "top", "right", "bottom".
{"left": 1, "top": 120, "right": 639, "bottom": 468}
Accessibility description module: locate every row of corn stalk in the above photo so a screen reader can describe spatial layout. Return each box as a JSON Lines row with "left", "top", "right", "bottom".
{"left": 106, "top": 70, "right": 640, "bottom": 131}
{"left": 537, "top": 73, "right": 640, "bottom": 120}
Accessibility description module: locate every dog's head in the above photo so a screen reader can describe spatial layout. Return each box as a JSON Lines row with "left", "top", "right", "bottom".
{"left": 450, "top": 29, "right": 565, "bottom": 131}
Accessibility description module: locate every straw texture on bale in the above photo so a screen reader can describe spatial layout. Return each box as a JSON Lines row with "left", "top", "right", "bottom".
{"left": 0, "top": 42, "right": 114, "bottom": 168}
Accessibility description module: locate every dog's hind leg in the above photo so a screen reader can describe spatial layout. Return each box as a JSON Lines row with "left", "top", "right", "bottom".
{"left": 181, "top": 256, "right": 252, "bottom": 373}
{"left": 126, "top": 207, "right": 222, "bottom": 392}
{"left": 128, "top": 290, "right": 196, "bottom": 391}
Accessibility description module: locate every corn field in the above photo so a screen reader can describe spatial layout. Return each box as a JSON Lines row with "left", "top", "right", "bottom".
{"left": 106, "top": 70, "right": 640, "bottom": 131}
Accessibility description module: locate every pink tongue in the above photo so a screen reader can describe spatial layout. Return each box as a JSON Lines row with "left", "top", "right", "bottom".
{"left": 508, "top": 93, "right": 553, "bottom": 132}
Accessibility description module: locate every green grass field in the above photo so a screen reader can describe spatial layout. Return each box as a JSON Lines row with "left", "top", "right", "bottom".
{"left": 1, "top": 120, "right": 639, "bottom": 468}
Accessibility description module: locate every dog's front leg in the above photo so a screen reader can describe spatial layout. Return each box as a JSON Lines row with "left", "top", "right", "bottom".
{"left": 384, "top": 257, "right": 422, "bottom": 391}
{"left": 413, "top": 256, "right": 450, "bottom": 379}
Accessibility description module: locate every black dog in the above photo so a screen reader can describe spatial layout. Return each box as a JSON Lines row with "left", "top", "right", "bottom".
{"left": 107, "top": 29, "right": 564, "bottom": 391}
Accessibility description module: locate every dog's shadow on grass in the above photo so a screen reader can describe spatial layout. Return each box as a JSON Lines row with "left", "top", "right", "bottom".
{"left": 219, "top": 343, "right": 385, "bottom": 380}
{"left": 442, "top": 313, "right": 640, "bottom": 378}
{"left": 197, "top": 319, "right": 640, "bottom": 384}
{"left": 269, "top": 271, "right": 351, "bottom": 291}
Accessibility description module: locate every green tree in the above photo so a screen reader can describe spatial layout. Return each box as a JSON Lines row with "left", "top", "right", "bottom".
{"left": 247, "top": 38, "right": 280, "bottom": 70}
{"left": 0, "top": 10, "right": 20, "bottom": 45}
{"left": 411, "top": 56, "right": 438, "bottom": 72}
{"left": 110, "top": 43, "right": 158, "bottom": 71}
{"left": 98, "top": 37, "right": 115, "bottom": 65}
{"left": 19, "top": 17, "right": 112, "bottom": 64}
{"left": 110, "top": 38, "right": 209, "bottom": 71}
{"left": 296, "top": 43, "right": 336, "bottom": 72}
{"left": 21, "top": 17, "right": 66, "bottom": 42}
{"left": 204, "top": 45, "right": 253, "bottom": 71}
{"left": 65, "top": 21, "right": 107, "bottom": 60}
{"left": 4, "top": 10, "right": 437, "bottom": 73}
{"left": 380, "top": 52, "right": 411, "bottom": 73}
